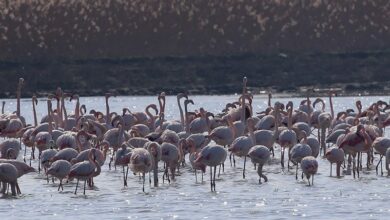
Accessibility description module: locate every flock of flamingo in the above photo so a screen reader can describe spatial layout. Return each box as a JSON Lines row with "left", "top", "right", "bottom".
{"left": 0, "top": 77, "right": 390, "bottom": 196}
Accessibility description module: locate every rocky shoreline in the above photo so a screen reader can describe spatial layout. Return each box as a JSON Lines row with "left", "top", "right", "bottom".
{"left": 0, "top": 51, "right": 389, "bottom": 99}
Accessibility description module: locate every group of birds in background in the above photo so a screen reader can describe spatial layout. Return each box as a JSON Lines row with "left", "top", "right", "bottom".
{"left": 0, "top": 77, "right": 390, "bottom": 196}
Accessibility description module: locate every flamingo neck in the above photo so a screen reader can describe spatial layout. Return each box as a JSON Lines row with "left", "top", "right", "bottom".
{"left": 75, "top": 98, "right": 80, "bottom": 119}
{"left": 185, "top": 104, "right": 190, "bottom": 133}
{"left": 288, "top": 108, "right": 293, "bottom": 129}
{"left": 329, "top": 94, "right": 334, "bottom": 119}
{"left": 33, "top": 99, "right": 38, "bottom": 127}
{"left": 177, "top": 97, "right": 185, "bottom": 129}
{"left": 105, "top": 97, "right": 110, "bottom": 126}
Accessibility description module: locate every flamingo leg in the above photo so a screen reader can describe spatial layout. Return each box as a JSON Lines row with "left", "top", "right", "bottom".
{"left": 352, "top": 155, "right": 356, "bottom": 179}
{"left": 16, "top": 182, "right": 21, "bottom": 194}
{"left": 74, "top": 179, "right": 79, "bottom": 195}
{"left": 330, "top": 163, "right": 332, "bottom": 177}
{"left": 258, "top": 164, "right": 266, "bottom": 184}
{"left": 243, "top": 156, "right": 246, "bottom": 179}
{"left": 381, "top": 156, "right": 383, "bottom": 176}
{"left": 209, "top": 166, "right": 213, "bottom": 191}
{"left": 229, "top": 152, "right": 233, "bottom": 167}
{"left": 311, "top": 174, "right": 314, "bottom": 186}
{"left": 142, "top": 172, "right": 145, "bottom": 192}
{"left": 218, "top": 164, "right": 221, "bottom": 178}
{"left": 287, "top": 148, "right": 292, "bottom": 170}
{"left": 357, "top": 153, "right": 360, "bottom": 178}
{"left": 281, "top": 148, "right": 285, "bottom": 169}
{"left": 376, "top": 155, "right": 383, "bottom": 175}
{"left": 58, "top": 180, "right": 61, "bottom": 191}
{"left": 38, "top": 151, "right": 42, "bottom": 173}
{"left": 213, "top": 166, "right": 217, "bottom": 192}
{"left": 23, "top": 140, "right": 27, "bottom": 163}
{"left": 122, "top": 166, "right": 127, "bottom": 187}
{"left": 83, "top": 180, "right": 87, "bottom": 195}
{"left": 29, "top": 149, "right": 33, "bottom": 166}
{"left": 295, "top": 164, "right": 298, "bottom": 180}
{"left": 336, "top": 162, "right": 341, "bottom": 177}
{"left": 10, "top": 183, "right": 16, "bottom": 196}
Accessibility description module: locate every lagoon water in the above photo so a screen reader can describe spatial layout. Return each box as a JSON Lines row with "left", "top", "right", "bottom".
{"left": 0, "top": 95, "right": 389, "bottom": 220}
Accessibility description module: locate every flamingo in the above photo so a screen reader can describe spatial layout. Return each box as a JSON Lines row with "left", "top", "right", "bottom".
{"left": 114, "top": 142, "right": 132, "bottom": 187}
{"left": 186, "top": 138, "right": 206, "bottom": 182}
{"left": 325, "top": 147, "right": 345, "bottom": 177}
{"left": 128, "top": 148, "right": 152, "bottom": 192}
{"left": 189, "top": 108, "right": 209, "bottom": 134}
{"left": 278, "top": 101, "right": 297, "bottom": 169}
{"left": 176, "top": 93, "right": 188, "bottom": 130}
{"left": 208, "top": 115, "right": 235, "bottom": 147}
{"left": 47, "top": 159, "right": 71, "bottom": 191}
{"left": 254, "top": 102, "right": 282, "bottom": 157}
{"left": 160, "top": 141, "right": 183, "bottom": 183}
{"left": 40, "top": 144, "right": 58, "bottom": 182}
{"left": 301, "top": 156, "right": 318, "bottom": 186}
{"left": 229, "top": 117, "right": 256, "bottom": 178}
{"left": 372, "top": 137, "right": 390, "bottom": 176}
{"left": 0, "top": 159, "right": 35, "bottom": 195}
{"left": 194, "top": 144, "right": 227, "bottom": 192}
{"left": 0, "top": 163, "right": 18, "bottom": 196}
{"left": 104, "top": 93, "right": 116, "bottom": 127}
{"left": 56, "top": 132, "right": 77, "bottom": 150}
{"left": 290, "top": 132, "right": 312, "bottom": 180}
{"left": 68, "top": 148, "right": 101, "bottom": 195}
{"left": 0, "top": 139, "right": 21, "bottom": 159}
{"left": 51, "top": 148, "right": 79, "bottom": 163}
{"left": 248, "top": 145, "right": 271, "bottom": 184}
{"left": 34, "top": 99, "right": 55, "bottom": 172}
{"left": 338, "top": 124, "right": 372, "bottom": 178}
{"left": 306, "top": 136, "right": 320, "bottom": 158}
{"left": 144, "top": 141, "right": 161, "bottom": 187}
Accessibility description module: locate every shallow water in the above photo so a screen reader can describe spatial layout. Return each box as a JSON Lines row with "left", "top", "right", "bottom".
{"left": 1, "top": 95, "right": 389, "bottom": 220}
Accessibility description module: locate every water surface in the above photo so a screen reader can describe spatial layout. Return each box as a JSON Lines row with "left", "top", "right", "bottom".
{"left": 0, "top": 95, "right": 389, "bottom": 220}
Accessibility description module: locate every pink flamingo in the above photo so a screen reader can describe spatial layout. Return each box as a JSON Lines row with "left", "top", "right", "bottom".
{"left": 0, "top": 159, "right": 35, "bottom": 194}
{"left": 0, "top": 163, "right": 18, "bottom": 196}
{"left": 129, "top": 148, "right": 152, "bottom": 192}
{"left": 47, "top": 159, "right": 72, "bottom": 191}
{"left": 338, "top": 124, "right": 372, "bottom": 178}
{"left": 325, "top": 147, "right": 345, "bottom": 177}
{"left": 68, "top": 148, "right": 101, "bottom": 195}
{"left": 194, "top": 144, "right": 227, "bottom": 192}
{"left": 114, "top": 142, "right": 132, "bottom": 187}
{"left": 160, "top": 141, "right": 183, "bottom": 183}
{"left": 229, "top": 117, "right": 256, "bottom": 178}
{"left": 248, "top": 145, "right": 270, "bottom": 184}
{"left": 372, "top": 137, "right": 390, "bottom": 175}
{"left": 0, "top": 139, "right": 20, "bottom": 159}
{"left": 290, "top": 132, "right": 312, "bottom": 179}
{"left": 278, "top": 101, "right": 297, "bottom": 169}
{"left": 301, "top": 156, "right": 318, "bottom": 186}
